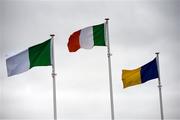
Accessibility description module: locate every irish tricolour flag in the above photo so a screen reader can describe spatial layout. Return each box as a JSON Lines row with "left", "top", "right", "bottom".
{"left": 6, "top": 39, "right": 52, "bottom": 77}
{"left": 67, "top": 23, "right": 107, "bottom": 52}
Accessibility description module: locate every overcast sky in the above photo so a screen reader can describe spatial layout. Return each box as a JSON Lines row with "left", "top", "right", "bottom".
{"left": 0, "top": 0, "right": 180, "bottom": 120}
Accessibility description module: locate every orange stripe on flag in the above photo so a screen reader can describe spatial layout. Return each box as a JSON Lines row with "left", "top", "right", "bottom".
{"left": 68, "top": 30, "right": 81, "bottom": 52}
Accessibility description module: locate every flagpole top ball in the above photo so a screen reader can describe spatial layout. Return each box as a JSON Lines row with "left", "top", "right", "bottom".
{"left": 50, "top": 34, "right": 55, "bottom": 37}
{"left": 105, "top": 18, "right": 109, "bottom": 21}
{"left": 155, "top": 52, "right": 160, "bottom": 55}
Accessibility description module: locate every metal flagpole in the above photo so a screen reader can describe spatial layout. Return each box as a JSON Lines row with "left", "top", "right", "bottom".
{"left": 155, "top": 52, "right": 164, "bottom": 120}
{"left": 105, "top": 18, "right": 115, "bottom": 120}
{"left": 50, "top": 34, "right": 57, "bottom": 120}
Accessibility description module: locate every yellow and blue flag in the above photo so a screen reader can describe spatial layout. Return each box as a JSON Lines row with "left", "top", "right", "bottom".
{"left": 122, "top": 58, "right": 159, "bottom": 88}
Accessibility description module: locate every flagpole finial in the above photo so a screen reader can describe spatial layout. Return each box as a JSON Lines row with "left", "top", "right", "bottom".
{"left": 105, "top": 18, "right": 109, "bottom": 21}
{"left": 50, "top": 34, "right": 55, "bottom": 37}
{"left": 155, "top": 52, "right": 160, "bottom": 55}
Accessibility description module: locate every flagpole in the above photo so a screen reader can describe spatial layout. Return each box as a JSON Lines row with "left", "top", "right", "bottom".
{"left": 155, "top": 52, "right": 164, "bottom": 120}
{"left": 105, "top": 18, "right": 115, "bottom": 120}
{"left": 50, "top": 34, "right": 57, "bottom": 120}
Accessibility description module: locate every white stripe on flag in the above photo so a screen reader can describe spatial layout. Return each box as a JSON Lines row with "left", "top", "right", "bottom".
{"left": 80, "top": 26, "right": 94, "bottom": 49}
{"left": 6, "top": 49, "right": 30, "bottom": 76}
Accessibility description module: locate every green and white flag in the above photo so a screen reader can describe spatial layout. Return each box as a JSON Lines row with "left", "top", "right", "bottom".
{"left": 6, "top": 39, "right": 52, "bottom": 77}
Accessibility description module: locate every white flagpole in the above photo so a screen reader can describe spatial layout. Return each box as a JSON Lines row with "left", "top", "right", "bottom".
{"left": 105, "top": 18, "right": 115, "bottom": 120}
{"left": 50, "top": 34, "right": 57, "bottom": 120}
{"left": 156, "top": 52, "right": 164, "bottom": 120}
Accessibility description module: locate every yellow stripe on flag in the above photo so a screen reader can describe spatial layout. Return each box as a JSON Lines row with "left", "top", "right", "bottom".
{"left": 122, "top": 68, "right": 141, "bottom": 88}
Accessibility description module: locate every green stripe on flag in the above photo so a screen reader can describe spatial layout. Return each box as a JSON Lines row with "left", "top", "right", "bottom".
{"left": 29, "top": 39, "right": 51, "bottom": 68}
{"left": 93, "top": 23, "right": 106, "bottom": 46}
